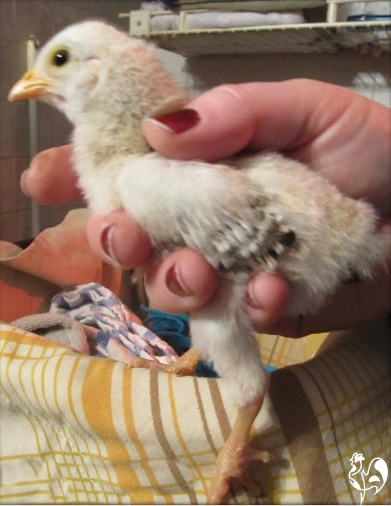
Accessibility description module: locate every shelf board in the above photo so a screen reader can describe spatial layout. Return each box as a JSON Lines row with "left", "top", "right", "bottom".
{"left": 124, "top": 10, "right": 391, "bottom": 56}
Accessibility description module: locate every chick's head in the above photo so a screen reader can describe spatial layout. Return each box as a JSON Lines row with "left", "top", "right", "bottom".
{"left": 9, "top": 21, "right": 187, "bottom": 125}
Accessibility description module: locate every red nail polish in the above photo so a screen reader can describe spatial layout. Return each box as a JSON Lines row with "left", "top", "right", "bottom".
{"left": 151, "top": 108, "right": 200, "bottom": 134}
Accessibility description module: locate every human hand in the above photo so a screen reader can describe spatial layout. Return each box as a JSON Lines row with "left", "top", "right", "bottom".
{"left": 141, "top": 79, "right": 391, "bottom": 335}
{"left": 22, "top": 79, "right": 391, "bottom": 336}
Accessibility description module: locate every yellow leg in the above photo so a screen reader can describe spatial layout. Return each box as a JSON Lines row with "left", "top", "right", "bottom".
{"left": 165, "top": 347, "right": 201, "bottom": 376}
{"left": 127, "top": 347, "right": 201, "bottom": 377}
{"left": 207, "top": 396, "right": 272, "bottom": 504}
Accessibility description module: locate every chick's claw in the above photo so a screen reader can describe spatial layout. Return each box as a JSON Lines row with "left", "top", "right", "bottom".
{"left": 127, "top": 356, "right": 168, "bottom": 371}
{"left": 207, "top": 441, "right": 272, "bottom": 504}
{"left": 165, "top": 347, "right": 201, "bottom": 376}
{"left": 207, "top": 397, "right": 271, "bottom": 504}
{"left": 127, "top": 348, "right": 201, "bottom": 376}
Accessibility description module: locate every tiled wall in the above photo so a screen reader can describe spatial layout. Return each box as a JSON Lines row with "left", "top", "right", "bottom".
{"left": 0, "top": 0, "right": 390, "bottom": 244}
{"left": 186, "top": 51, "right": 391, "bottom": 106}
{"left": 0, "top": 0, "right": 138, "bottom": 243}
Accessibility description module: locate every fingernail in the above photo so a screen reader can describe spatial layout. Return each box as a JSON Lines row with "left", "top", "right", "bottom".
{"left": 20, "top": 170, "right": 30, "bottom": 197}
{"left": 100, "top": 224, "right": 121, "bottom": 268}
{"left": 166, "top": 263, "right": 193, "bottom": 297}
{"left": 246, "top": 280, "right": 263, "bottom": 310}
{"left": 150, "top": 108, "right": 200, "bottom": 134}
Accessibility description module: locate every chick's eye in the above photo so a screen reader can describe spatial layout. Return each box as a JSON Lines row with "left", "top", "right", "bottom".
{"left": 52, "top": 49, "right": 69, "bottom": 67}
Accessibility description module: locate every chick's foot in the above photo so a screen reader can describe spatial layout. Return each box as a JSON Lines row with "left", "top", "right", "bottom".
{"left": 207, "top": 397, "right": 271, "bottom": 504}
{"left": 127, "top": 347, "right": 201, "bottom": 376}
{"left": 165, "top": 347, "right": 201, "bottom": 376}
{"left": 207, "top": 440, "right": 272, "bottom": 504}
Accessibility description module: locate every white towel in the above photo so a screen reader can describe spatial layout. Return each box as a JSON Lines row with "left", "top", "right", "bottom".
{"left": 149, "top": 10, "right": 306, "bottom": 31}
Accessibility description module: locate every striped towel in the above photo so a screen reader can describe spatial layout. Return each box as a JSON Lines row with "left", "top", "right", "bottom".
{"left": 0, "top": 316, "right": 390, "bottom": 503}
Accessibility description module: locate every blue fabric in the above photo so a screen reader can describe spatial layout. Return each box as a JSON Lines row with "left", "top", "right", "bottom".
{"left": 141, "top": 305, "right": 218, "bottom": 378}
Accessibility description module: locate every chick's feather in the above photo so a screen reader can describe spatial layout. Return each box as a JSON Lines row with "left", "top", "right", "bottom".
{"left": 10, "top": 21, "right": 388, "bottom": 407}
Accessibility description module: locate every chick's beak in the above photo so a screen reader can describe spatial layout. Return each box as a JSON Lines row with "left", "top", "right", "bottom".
{"left": 8, "top": 71, "right": 52, "bottom": 101}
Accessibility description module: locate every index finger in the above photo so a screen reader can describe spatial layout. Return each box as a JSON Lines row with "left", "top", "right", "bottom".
{"left": 21, "top": 145, "right": 83, "bottom": 204}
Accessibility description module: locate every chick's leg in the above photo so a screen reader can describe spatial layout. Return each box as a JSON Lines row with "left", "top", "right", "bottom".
{"left": 129, "top": 347, "right": 201, "bottom": 376}
{"left": 165, "top": 347, "right": 201, "bottom": 376}
{"left": 190, "top": 278, "right": 272, "bottom": 504}
{"left": 207, "top": 396, "right": 271, "bottom": 504}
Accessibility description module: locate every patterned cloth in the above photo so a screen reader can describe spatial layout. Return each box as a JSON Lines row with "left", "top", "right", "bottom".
{"left": 50, "top": 282, "right": 178, "bottom": 365}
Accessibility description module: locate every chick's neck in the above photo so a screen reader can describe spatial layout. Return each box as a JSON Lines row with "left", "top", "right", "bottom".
{"left": 72, "top": 87, "right": 188, "bottom": 161}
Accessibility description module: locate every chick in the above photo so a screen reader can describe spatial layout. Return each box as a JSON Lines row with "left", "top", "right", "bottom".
{"left": 9, "top": 21, "right": 388, "bottom": 503}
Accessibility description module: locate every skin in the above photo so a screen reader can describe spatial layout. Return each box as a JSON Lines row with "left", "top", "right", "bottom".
{"left": 21, "top": 79, "right": 391, "bottom": 336}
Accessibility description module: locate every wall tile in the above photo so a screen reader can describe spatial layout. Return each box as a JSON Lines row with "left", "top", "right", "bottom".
{"left": 0, "top": 41, "right": 14, "bottom": 101}
{"left": 50, "top": 110, "right": 72, "bottom": 147}
{"left": 35, "top": 103, "right": 54, "bottom": 153}
{"left": 13, "top": 156, "right": 30, "bottom": 212}
{"left": 0, "top": 100, "right": 14, "bottom": 158}
{"left": 39, "top": 202, "right": 84, "bottom": 232}
{"left": 13, "top": 0, "right": 55, "bottom": 45}
{"left": 0, "top": 157, "right": 29, "bottom": 218}
{"left": 50, "top": 0, "right": 138, "bottom": 32}
{"left": 0, "top": 157, "right": 15, "bottom": 214}
{"left": 0, "top": 210, "right": 32, "bottom": 242}
{"left": 13, "top": 101, "right": 29, "bottom": 157}
{"left": 14, "top": 37, "right": 28, "bottom": 81}
{"left": 0, "top": 0, "right": 15, "bottom": 44}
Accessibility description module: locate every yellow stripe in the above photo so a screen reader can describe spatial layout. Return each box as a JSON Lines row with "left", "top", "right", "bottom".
{"left": 66, "top": 356, "right": 112, "bottom": 502}
{"left": 0, "top": 449, "right": 111, "bottom": 462}
{"left": 316, "top": 355, "right": 369, "bottom": 460}
{"left": 0, "top": 489, "right": 54, "bottom": 500}
{"left": 2, "top": 340, "right": 119, "bottom": 502}
{"left": 1, "top": 342, "right": 41, "bottom": 483}
{"left": 41, "top": 351, "right": 77, "bottom": 501}
{"left": 53, "top": 354, "right": 94, "bottom": 501}
{"left": 0, "top": 327, "right": 68, "bottom": 349}
{"left": 29, "top": 346, "right": 67, "bottom": 500}
{"left": 7, "top": 340, "right": 60, "bottom": 500}
{"left": 150, "top": 369, "right": 196, "bottom": 502}
{"left": 167, "top": 373, "right": 208, "bottom": 494}
{"left": 315, "top": 375, "right": 388, "bottom": 418}
{"left": 207, "top": 378, "right": 231, "bottom": 441}
{"left": 81, "top": 359, "right": 140, "bottom": 501}
{"left": 0, "top": 335, "right": 12, "bottom": 355}
{"left": 122, "top": 368, "right": 165, "bottom": 502}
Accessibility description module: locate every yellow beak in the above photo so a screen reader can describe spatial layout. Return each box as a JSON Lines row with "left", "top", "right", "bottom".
{"left": 8, "top": 71, "right": 52, "bottom": 101}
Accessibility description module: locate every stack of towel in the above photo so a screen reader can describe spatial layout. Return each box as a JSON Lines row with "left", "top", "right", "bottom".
{"left": 140, "top": 0, "right": 326, "bottom": 30}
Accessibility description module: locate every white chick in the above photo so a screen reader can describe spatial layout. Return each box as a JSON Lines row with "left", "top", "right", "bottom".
{"left": 9, "top": 21, "right": 388, "bottom": 504}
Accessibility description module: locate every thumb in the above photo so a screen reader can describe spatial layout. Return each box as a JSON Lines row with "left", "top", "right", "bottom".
{"left": 142, "top": 79, "right": 348, "bottom": 162}
{"left": 142, "top": 84, "right": 261, "bottom": 161}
